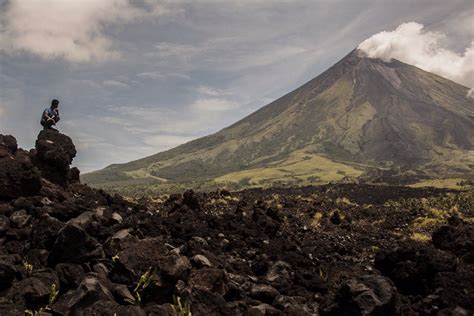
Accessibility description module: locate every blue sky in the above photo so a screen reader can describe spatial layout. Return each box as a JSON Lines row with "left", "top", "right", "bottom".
{"left": 1, "top": 0, "right": 473, "bottom": 172}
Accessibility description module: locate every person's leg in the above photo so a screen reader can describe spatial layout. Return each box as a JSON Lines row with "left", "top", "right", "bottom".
{"left": 41, "top": 120, "right": 55, "bottom": 130}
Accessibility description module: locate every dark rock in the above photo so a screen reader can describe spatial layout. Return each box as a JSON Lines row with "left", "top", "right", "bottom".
{"left": 93, "top": 263, "right": 110, "bottom": 277}
{"left": 273, "top": 295, "right": 315, "bottom": 315}
{"left": 182, "top": 190, "right": 200, "bottom": 211}
{"left": 329, "top": 210, "right": 342, "bottom": 225}
{"left": 30, "top": 214, "right": 65, "bottom": 249}
{"left": 434, "top": 271, "right": 474, "bottom": 310}
{"left": 67, "top": 167, "right": 81, "bottom": 183}
{"left": 0, "top": 302, "right": 25, "bottom": 316}
{"left": 67, "top": 210, "right": 98, "bottom": 229}
{"left": 55, "top": 263, "right": 85, "bottom": 289}
{"left": 432, "top": 221, "right": 474, "bottom": 256}
{"left": 24, "top": 249, "right": 50, "bottom": 269}
{"left": 104, "top": 228, "right": 137, "bottom": 257}
{"left": 250, "top": 284, "right": 280, "bottom": 304}
{"left": 248, "top": 303, "right": 283, "bottom": 315}
{"left": 437, "top": 306, "right": 471, "bottom": 316}
{"left": 33, "top": 129, "right": 77, "bottom": 186}
{"left": 52, "top": 274, "right": 116, "bottom": 314}
{"left": 374, "top": 245, "right": 456, "bottom": 295}
{"left": 9, "top": 209, "right": 32, "bottom": 228}
{"left": 266, "top": 261, "right": 292, "bottom": 289}
{"left": 294, "top": 267, "right": 327, "bottom": 292}
{"left": 6, "top": 276, "right": 51, "bottom": 309}
{"left": 0, "top": 259, "right": 16, "bottom": 291}
{"left": 188, "top": 268, "right": 228, "bottom": 296}
{"left": 113, "top": 237, "right": 167, "bottom": 284}
{"left": 143, "top": 303, "right": 175, "bottom": 315}
{"left": 0, "top": 134, "right": 18, "bottom": 156}
{"left": 191, "top": 254, "right": 212, "bottom": 268}
{"left": 184, "top": 236, "right": 209, "bottom": 256}
{"left": 159, "top": 253, "right": 191, "bottom": 282}
{"left": 0, "top": 149, "right": 42, "bottom": 200}
{"left": 115, "top": 304, "right": 146, "bottom": 315}
{"left": 321, "top": 275, "right": 399, "bottom": 316}
{"left": 0, "top": 214, "right": 10, "bottom": 236}
{"left": 112, "top": 283, "right": 135, "bottom": 305}
{"left": 188, "top": 287, "right": 231, "bottom": 315}
{"left": 48, "top": 224, "right": 104, "bottom": 266}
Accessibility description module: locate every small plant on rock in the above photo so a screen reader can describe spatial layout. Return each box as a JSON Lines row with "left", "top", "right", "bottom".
{"left": 133, "top": 267, "right": 154, "bottom": 305}
{"left": 319, "top": 265, "right": 328, "bottom": 281}
{"left": 171, "top": 295, "right": 192, "bottom": 316}
{"left": 111, "top": 254, "right": 120, "bottom": 265}
{"left": 25, "top": 283, "right": 59, "bottom": 315}
{"left": 23, "top": 260, "right": 33, "bottom": 275}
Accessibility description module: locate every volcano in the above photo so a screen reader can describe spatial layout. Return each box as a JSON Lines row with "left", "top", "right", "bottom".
{"left": 83, "top": 49, "right": 474, "bottom": 191}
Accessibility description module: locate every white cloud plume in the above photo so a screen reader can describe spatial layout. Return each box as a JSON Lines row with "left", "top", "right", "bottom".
{"left": 358, "top": 22, "right": 474, "bottom": 88}
{"left": 0, "top": 0, "right": 175, "bottom": 62}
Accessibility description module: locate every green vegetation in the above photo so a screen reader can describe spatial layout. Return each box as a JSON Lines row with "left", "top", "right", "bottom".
{"left": 23, "top": 260, "right": 33, "bottom": 275}
{"left": 133, "top": 267, "right": 154, "bottom": 305}
{"left": 171, "top": 296, "right": 192, "bottom": 316}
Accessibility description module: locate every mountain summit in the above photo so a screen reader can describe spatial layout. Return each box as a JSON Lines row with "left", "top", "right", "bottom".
{"left": 83, "top": 49, "right": 474, "bottom": 191}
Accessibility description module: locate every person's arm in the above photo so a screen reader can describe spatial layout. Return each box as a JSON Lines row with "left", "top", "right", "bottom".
{"left": 43, "top": 110, "right": 54, "bottom": 122}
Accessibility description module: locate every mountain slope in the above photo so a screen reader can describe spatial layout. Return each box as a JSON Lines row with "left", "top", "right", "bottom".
{"left": 82, "top": 50, "right": 474, "bottom": 190}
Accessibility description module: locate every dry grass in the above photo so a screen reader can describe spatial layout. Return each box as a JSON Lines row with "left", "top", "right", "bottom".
{"left": 410, "top": 232, "right": 431, "bottom": 242}
{"left": 311, "top": 212, "right": 324, "bottom": 228}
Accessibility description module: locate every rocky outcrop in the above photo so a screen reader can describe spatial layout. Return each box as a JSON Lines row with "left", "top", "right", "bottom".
{"left": 32, "top": 129, "right": 77, "bottom": 187}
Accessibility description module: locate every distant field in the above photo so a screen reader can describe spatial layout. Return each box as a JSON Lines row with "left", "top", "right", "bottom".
{"left": 215, "top": 150, "right": 363, "bottom": 185}
{"left": 409, "top": 178, "right": 473, "bottom": 190}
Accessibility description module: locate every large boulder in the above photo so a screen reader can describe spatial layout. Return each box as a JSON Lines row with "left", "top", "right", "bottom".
{"left": 0, "top": 135, "right": 42, "bottom": 200}
{"left": 5, "top": 273, "right": 56, "bottom": 310}
{"left": 52, "top": 274, "right": 116, "bottom": 314}
{"left": 321, "top": 275, "right": 400, "bottom": 316}
{"left": 33, "top": 129, "right": 77, "bottom": 186}
{"left": 30, "top": 214, "right": 65, "bottom": 249}
{"left": 374, "top": 245, "right": 456, "bottom": 295}
{"left": 0, "top": 259, "right": 16, "bottom": 291}
{"left": 48, "top": 224, "right": 104, "bottom": 266}
{"left": 432, "top": 219, "right": 474, "bottom": 256}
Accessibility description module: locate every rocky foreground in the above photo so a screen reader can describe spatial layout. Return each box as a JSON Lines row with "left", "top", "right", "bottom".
{"left": 0, "top": 131, "right": 473, "bottom": 315}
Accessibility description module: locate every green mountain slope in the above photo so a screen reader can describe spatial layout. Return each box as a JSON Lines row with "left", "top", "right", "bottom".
{"left": 82, "top": 50, "right": 474, "bottom": 191}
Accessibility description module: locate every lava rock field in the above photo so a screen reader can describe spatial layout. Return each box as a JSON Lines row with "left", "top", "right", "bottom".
{"left": 0, "top": 131, "right": 472, "bottom": 315}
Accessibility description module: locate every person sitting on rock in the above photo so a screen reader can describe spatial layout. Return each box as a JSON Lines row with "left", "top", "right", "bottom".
{"left": 41, "top": 99, "right": 60, "bottom": 130}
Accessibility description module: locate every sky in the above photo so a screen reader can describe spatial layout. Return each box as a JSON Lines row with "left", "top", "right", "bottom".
{"left": 0, "top": 0, "right": 473, "bottom": 172}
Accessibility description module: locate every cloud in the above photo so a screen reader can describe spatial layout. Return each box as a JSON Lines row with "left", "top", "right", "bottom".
{"left": 0, "top": 0, "right": 176, "bottom": 62}
{"left": 195, "top": 85, "right": 231, "bottom": 97}
{"left": 102, "top": 80, "right": 129, "bottom": 88}
{"left": 141, "top": 134, "right": 195, "bottom": 148}
{"left": 191, "top": 98, "right": 239, "bottom": 112}
{"left": 358, "top": 22, "right": 474, "bottom": 88}
{"left": 136, "top": 71, "right": 191, "bottom": 81}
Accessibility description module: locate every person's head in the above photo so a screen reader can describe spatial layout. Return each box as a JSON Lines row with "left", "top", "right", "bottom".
{"left": 51, "top": 99, "right": 59, "bottom": 109}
